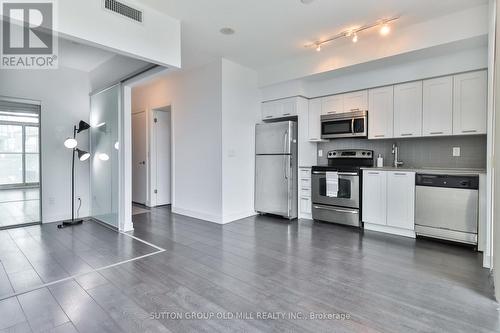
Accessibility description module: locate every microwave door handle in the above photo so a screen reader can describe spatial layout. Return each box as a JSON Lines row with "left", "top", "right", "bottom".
{"left": 351, "top": 118, "right": 355, "bottom": 134}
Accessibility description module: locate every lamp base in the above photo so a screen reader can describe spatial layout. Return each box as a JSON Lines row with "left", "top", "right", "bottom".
{"left": 57, "top": 219, "right": 83, "bottom": 229}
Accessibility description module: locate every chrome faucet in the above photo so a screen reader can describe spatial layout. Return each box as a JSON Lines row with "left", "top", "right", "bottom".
{"left": 392, "top": 143, "right": 404, "bottom": 168}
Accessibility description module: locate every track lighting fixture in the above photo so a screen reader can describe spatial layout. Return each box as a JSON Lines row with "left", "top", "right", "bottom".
{"left": 307, "top": 16, "right": 399, "bottom": 51}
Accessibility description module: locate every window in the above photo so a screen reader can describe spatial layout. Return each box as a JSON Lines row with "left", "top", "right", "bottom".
{"left": 0, "top": 102, "right": 40, "bottom": 186}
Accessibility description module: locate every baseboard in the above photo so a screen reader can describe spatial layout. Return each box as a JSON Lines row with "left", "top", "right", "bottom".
{"left": 364, "top": 223, "right": 416, "bottom": 238}
{"left": 222, "top": 210, "right": 257, "bottom": 224}
{"left": 171, "top": 206, "right": 223, "bottom": 224}
{"left": 43, "top": 214, "right": 90, "bottom": 224}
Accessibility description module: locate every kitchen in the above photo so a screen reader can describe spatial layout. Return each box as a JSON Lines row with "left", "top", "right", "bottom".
{"left": 256, "top": 66, "right": 489, "bottom": 263}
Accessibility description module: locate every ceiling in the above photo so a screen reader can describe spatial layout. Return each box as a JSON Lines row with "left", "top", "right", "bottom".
{"left": 58, "top": 38, "right": 117, "bottom": 73}
{"left": 138, "top": 0, "right": 487, "bottom": 71}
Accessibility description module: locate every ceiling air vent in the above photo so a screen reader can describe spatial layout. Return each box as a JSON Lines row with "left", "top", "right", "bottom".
{"left": 103, "top": 0, "right": 143, "bottom": 23}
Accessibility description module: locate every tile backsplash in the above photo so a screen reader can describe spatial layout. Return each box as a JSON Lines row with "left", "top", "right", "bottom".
{"left": 317, "top": 135, "right": 487, "bottom": 169}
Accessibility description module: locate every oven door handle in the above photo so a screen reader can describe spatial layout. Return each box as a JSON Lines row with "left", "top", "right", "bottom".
{"left": 312, "top": 171, "right": 358, "bottom": 176}
{"left": 313, "top": 205, "right": 358, "bottom": 214}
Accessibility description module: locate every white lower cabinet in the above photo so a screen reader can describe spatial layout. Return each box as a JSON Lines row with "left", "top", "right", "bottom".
{"left": 299, "top": 167, "right": 312, "bottom": 218}
{"left": 362, "top": 170, "right": 415, "bottom": 237}
{"left": 362, "top": 171, "right": 387, "bottom": 225}
{"left": 386, "top": 172, "right": 415, "bottom": 230}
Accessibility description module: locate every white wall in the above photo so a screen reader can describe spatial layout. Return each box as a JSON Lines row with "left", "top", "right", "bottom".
{"left": 0, "top": 67, "right": 91, "bottom": 223}
{"left": 58, "top": 0, "right": 181, "bottom": 68}
{"left": 258, "top": 4, "right": 489, "bottom": 86}
{"left": 261, "top": 45, "right": 488, "bottom": 101}
{"left": 131, "top": 59, "right": 260, "bottom": 224}
{"left": 132, "top": 61, "right": 223, "bottom": 223}
{"left": 221, "top": 59, "right": 260, "bottom": 223}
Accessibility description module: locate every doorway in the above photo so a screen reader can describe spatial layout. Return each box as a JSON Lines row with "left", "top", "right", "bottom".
{"left": 0, "top": 99, "right": 41, "bottom": 229}
{"left": 131, "top": 105, "right": 172, "bottom": 210}
{"left": 151, "top": 106, "right": 172, "bottom": 206}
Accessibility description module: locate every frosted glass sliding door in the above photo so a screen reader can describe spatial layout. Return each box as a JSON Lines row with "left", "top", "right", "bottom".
{"left": 90, "top": 85, "right": 120, "bottom": 228}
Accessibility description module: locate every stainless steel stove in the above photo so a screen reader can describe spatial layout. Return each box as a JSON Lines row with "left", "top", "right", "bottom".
{"left": 311, "top": 149, "right": 373, "bottom": 227}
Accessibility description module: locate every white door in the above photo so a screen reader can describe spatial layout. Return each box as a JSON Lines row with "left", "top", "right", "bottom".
{"left": 321, "top": 95, "right": 343, "bottom": 115}
{"left": 368, "top": 86, "right": 394, "bottom": 139}
{"left": 132, "top": 111, "right": 147, "bottom": 204}
{"left": 154, "top": 110, "right": 171, "bottom": 205}
{"left": 308, "top": 98, "right": 322, "bottom": 141}
{"left": 386, "top": 171, "right": 415, "bottom": 230}
{"left": 343, "top": 90, "right": 368, "bottom": 113}
{"left": 362, "top": 170, "right": 387, "bottom": 225}
{"left": 394, "top": 81, "right": 423, "bottom": 138}
{"left": 422, "top": 76, "right": 453, "bottom": 136}
{"left": 453, "top": 70, "right": 487, "bottom": 135}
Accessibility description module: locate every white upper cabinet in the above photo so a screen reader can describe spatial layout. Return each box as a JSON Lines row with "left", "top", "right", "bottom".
{"left": 394, "top": 81, "right": 423, "bottom": 138}
{"left": 453, "top": 70, "right": 487, "bottom": 135}
{"left": 362, "top": 170, "right": 387, "bottom": 226}
{"left": 368, "top": 86, "right": 394, "bottom": 139}
{"left": 321, "top": 95, "right": 343, "bottom": 115}
{"left": 343, "top": 90, "right": 368, "bottom": 113}
{"left": 308, "top": 98, "right": 322, "bottom": 141}
{"left": 422, "top": 76, "right": 453, "bottom": 136}
{"left": 261, "top": 97, "right": 298, "bottom": 120}
{"left": 386, "top": 171, "right": 415, "bottom": 230}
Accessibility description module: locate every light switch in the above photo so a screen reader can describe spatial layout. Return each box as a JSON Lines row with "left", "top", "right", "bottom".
{"left": 453, "top": 147, "right": 461, "bottom": 157}
{"left": 318, "top": 149, "right": 323, "bottom": 157}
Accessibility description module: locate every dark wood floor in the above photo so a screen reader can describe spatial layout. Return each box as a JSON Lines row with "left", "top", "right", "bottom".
{"left": 0, "top": 206, "right": 498, "bottom": 333}
{"left": 0, "top": 219, "right": 158, "bottom": 300}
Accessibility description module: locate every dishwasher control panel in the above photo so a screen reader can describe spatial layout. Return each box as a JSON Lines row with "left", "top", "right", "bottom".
{"left": 416, "top": 174, "right": 479, "bottom": 190}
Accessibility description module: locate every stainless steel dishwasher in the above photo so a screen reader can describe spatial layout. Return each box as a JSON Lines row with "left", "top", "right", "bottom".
{"left": 415, "top": 174, "right": 479, "bottom": 245}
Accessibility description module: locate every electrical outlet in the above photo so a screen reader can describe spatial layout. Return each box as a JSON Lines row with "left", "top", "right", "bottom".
{"left": 318, "top": 149, "right": 323, "bottom": 157}
{"left": 453, "top": 147, "right": 461, "bottom": 157}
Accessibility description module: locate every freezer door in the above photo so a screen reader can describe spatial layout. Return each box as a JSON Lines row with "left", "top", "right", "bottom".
{"left": 255, "top": 155, "right": 292, "bottom": 217}
{"left": 255, "top": 121, "right": 295, "bottom": 155}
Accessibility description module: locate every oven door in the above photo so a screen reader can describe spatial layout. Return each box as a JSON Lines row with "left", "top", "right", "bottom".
{"left": 311, "top": 171, "right": 360, "bottom": 209}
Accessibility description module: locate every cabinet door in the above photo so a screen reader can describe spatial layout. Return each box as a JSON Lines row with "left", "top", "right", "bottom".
{"left": 422, "top": 76, "right": 453, "bottom": 136}
{"left": 453, "top": 70, "right": 487, "bottom": 135}
{"left": 281, "top": 98, "right": 297, "bottom": 117}
{"left": 262, "top": 101, "right": 278, "bottom": 120}
{"left": 368, "top": 86, "right": 394, "bottom": 139}
{"left": 362, "top": 170, "right": 387, "bottom": 225}
{"left": 321, "top": 95, "right": 343, "bottom": 115}
{"left": 386, "top": 172, "right": 415, "bottom": 230}
{"left": 300, "top": 196, "right": 312, "bottom": 215}
{"left": 343, "top": 90, "right": 368, "bottom": 113}
{"left": 308, "top": 98, "right": 322, "bottom": 141}
{"left": 394, "top": 81, "right": 423, "bottom": 138}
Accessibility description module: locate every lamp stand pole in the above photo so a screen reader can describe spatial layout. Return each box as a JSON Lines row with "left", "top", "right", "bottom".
{"left": 58, "top": 125, "right": 83, "bottom": 229}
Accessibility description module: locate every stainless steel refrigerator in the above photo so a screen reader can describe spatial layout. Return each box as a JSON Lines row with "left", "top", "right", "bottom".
{"left": 255, "top": 121, "right": 297, "bottom": 219}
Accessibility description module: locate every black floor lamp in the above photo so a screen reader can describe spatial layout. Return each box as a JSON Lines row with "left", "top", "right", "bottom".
{"left": 58, "top": 120, "right": 91, "bottom": 229}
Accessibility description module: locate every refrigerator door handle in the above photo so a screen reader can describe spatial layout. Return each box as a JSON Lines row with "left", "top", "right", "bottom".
{"left": 284, "top": 155, "right": 288, "bottom": 179}
{"left": 283, "top": 129, "right": 288, "bottom": 154}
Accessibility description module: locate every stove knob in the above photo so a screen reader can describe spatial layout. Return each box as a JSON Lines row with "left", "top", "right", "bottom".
{"left": 361, "top": 152, "right": 366, "bottom": 155}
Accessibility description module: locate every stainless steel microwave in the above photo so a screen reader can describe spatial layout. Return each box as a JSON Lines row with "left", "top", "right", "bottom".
{"left": 321, "top": 110, "right": 368, "bottom": 139}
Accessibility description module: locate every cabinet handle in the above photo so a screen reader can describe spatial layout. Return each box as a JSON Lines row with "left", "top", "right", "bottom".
{"left": 283, "top": 113, "right": 291, "bottom": 116}
{"left": 394, "top": 173, "right": 407, "bottom": 176}
{"left": 462, "top": 130, "right": 477, "bottom": 133}
{"left": 350, "top": 108, "right": 360, "bottom": 112}
{"left": 374, "top": 134, "right": 385, "bottom": 138}
{"left": 367, "top": 172, "right": 380, "bottom": 175}
{"left": 327, "top": 111, "right": 335, "bottom": 114}
{"left": 430, "top": 131, "right": 443, "bottom": 135}
{"left": 264, "top": 116, "right": 272, "bottom": 119}
{"left": 310, "top": 138, "right": 318, "bottom": 140}
{"left": 400, "top": 133, "right": 413, "bottom": 136}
